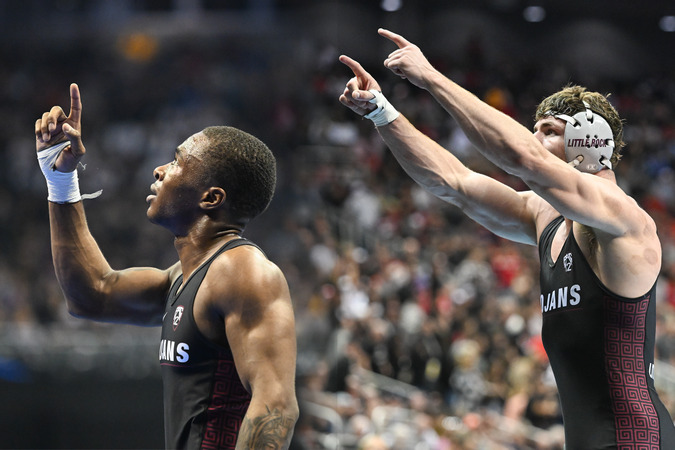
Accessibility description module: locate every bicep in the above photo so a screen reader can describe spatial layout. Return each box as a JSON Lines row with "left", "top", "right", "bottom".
{"left": 226, "top": 266, "right": 298, "bottom": 449}
{"left": 523, "top": 155, "right": 641, "bottom": 236}
{"left": 225, "top": 266, "right": 296, "bottom": 402}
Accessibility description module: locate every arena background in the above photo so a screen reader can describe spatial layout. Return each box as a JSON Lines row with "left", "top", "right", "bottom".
{"left": 0, "top": 1, "right": 674, "bottom": 448}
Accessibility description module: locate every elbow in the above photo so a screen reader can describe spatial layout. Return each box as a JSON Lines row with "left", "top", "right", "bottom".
{"left": 481, "top": 134, "right": 542, "bottom": 176}
{"left": 287, "top": 398, "right": 300, "bottom": 423}
{"left": 506, "top": 139, "right": 548, "bottom": 175}
{"left": 274, "top": 394, "right": 300, "bottom": 424}
{"left": 61, "top": 285, "right": 108, "bottom": 321}
{"left": 283, "top": 402, "right": 300, "bottom": 433}
{"left": 66, "top": 302, "right": 86, "bottom": 319}
{"left": 496, "top": 151, "right": 528, "bottom": 176}
{"left": 65, "top": 297, "right": 101, "bottom": 321}
{"left": 57, "top": 271, "right": 113, "bottom": 321}
{"left": 250, "top": 390, "right": 299, "bottom": 425}
{"left": 420, "top": 173, "right": 464, "bottom": 203}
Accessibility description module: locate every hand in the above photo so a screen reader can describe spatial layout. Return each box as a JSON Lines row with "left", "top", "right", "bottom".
{"left": 35, "top": 83, "right": 86, "bottom": 173}
{"left": 379, "top": 28, "right": 437, "bottom": 90}
{"left": 338, "top": 55, "right": 381, "bottom": 116}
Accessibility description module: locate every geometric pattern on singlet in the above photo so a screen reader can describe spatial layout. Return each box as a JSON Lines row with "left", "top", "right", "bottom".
{"left": 201, "top": 356, "right": 252, "bottom": 450}
{"left": 604, "top": 295, "right": 660, "bottom": 449}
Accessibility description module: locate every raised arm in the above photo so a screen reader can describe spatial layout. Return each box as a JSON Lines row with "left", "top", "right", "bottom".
{"left": 36, "top": 84, "right": 175, "bottom": 326}
{"left": 48, "top": 202, "right": 177, "bottom": 325}
{"left": 377, "top": 29, "right": 647, "bottom": 239}
{"left": 339, "top": 56, "right": 542, "bottom": 245}
{"left": 215, "top": 247, "right": 298, "bottom": 449}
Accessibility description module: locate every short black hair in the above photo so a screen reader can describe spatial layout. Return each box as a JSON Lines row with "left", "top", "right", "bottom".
{"left": 201, "top": 126, "right": 276, "bottom": 222}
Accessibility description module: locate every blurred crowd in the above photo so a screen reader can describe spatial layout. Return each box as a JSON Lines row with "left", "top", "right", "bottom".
{"left": 1, "top": 5, "right": 675, "bottom": 450}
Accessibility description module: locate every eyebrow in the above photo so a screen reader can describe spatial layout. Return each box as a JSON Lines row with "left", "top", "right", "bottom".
{"left": 533, "top": 119, "right": 561, "bottom": 133}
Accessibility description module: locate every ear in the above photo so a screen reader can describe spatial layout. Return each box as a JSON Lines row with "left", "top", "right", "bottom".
{"left": 200, "top": 187, "right": 226, "bottom": 210}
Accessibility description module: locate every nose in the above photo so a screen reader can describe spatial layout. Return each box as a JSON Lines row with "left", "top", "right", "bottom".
{"left": 153, "top": 163, "right": 167, "bottom": 181}
{"left": 533, "top": 130, "right": 544, "bottom": 144}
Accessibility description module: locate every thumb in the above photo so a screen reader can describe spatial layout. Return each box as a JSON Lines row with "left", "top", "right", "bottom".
{"left": 352, "top": 90, "right": 375, "bottom": 101}
{"left": 62, "top": 123, "right": 85, "bottom": 157}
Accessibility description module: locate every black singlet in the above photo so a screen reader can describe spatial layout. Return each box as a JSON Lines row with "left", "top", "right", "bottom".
{"left": 160, "top": 238, "right": 259, "bottom": 450}
{"left": 538, "top": 216, "right": 675, "bottom": 449}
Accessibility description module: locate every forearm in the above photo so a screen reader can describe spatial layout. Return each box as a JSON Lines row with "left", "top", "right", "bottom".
{"left": 48, "top": 201, "right": 113, "bottom": 314}
{"left": 236, "top": 397, "right": 298, "bottom": 449}
{"left": 377, "top": 116, "right": 539, "bottom": 244}
{"left": 423, "top": 70, "right": 541, "bottom": 174}
{"left": 377, "top": 115, "right": 472, "bottom": 203}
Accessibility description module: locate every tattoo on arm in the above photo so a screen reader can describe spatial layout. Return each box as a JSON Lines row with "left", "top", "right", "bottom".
{"left": 237, "top": 407, "right": 295, "bottom": 450}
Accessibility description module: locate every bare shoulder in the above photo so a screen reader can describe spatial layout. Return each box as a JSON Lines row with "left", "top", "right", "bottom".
{"left": 202, "top": 243, "right": 291, "bottom": 314}
{"left": 631, "top": 197, "right": 658, "bottom": 236}
{"left": 595, "top": 194, "right": 659, "bottom": 243}
{"left": 616, "top": 203, "right": 660, "bottom": 259}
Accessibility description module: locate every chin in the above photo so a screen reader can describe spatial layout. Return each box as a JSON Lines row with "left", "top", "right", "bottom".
{"left": 146, "top": 211, "right": 172, "bottom": 232}
{"left": 146, "top": 207, "right": 158, "bottom": 224}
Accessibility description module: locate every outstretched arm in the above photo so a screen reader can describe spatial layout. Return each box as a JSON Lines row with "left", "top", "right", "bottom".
{"left": 36, "top": 84, "right": 175, "bottom": 326}
{"left": 339, "top": 56, "right": 541, "bottom": 245}
{"left": 377, "top": 29, "right": 647, "bottom": 239}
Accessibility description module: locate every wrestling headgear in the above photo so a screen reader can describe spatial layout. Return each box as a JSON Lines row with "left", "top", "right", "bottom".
{"left": 554, "top": 101, "right": 614, "bottom": 173}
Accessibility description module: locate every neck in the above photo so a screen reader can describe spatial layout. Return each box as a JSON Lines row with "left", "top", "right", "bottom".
{"left": 213, "top": 228, "right": 243, "bottom": 239}
{"left": 594, "top": 168, "right": 616, "bottom": 183}
{"left": 173, "top": 223, "right": 244, "bottom": 280}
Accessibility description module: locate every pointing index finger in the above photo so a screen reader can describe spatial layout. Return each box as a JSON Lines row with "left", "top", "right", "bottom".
{"left": 378, "top": 28, "right": 411, "bottom": 48}
{"left": 69, "top": 83, "right": 82, "bottom": 123}
{"left": 339, "top": 55, "right": 368, "bottom": 78}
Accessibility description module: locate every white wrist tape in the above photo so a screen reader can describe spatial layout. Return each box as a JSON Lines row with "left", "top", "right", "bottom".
{"left": 364, "top": 89, "right": 400, "bottom": 127}
{"left": 37, "top": 141, "right": 102, "bottom": 203}
{"left": 37, "top": 141, "right": 81, "bottom": 203}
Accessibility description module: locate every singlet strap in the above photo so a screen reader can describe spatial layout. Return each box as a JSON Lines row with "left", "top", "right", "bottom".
{"left": 217, "top": 237, "right": 265, "bottom": 258}
{"left": 538, "top": 216, "right": 564, "bottom": 263}
{"left": 168, "top": 237, "right": 265, "bottom": 303}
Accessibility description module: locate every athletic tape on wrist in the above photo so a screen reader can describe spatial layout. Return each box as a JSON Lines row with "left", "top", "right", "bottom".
{"left": 37, "top": 141, "right": 102, "bottom": 203}
{"left": 364, "top": 89, "right": 400, "bottom": 127}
